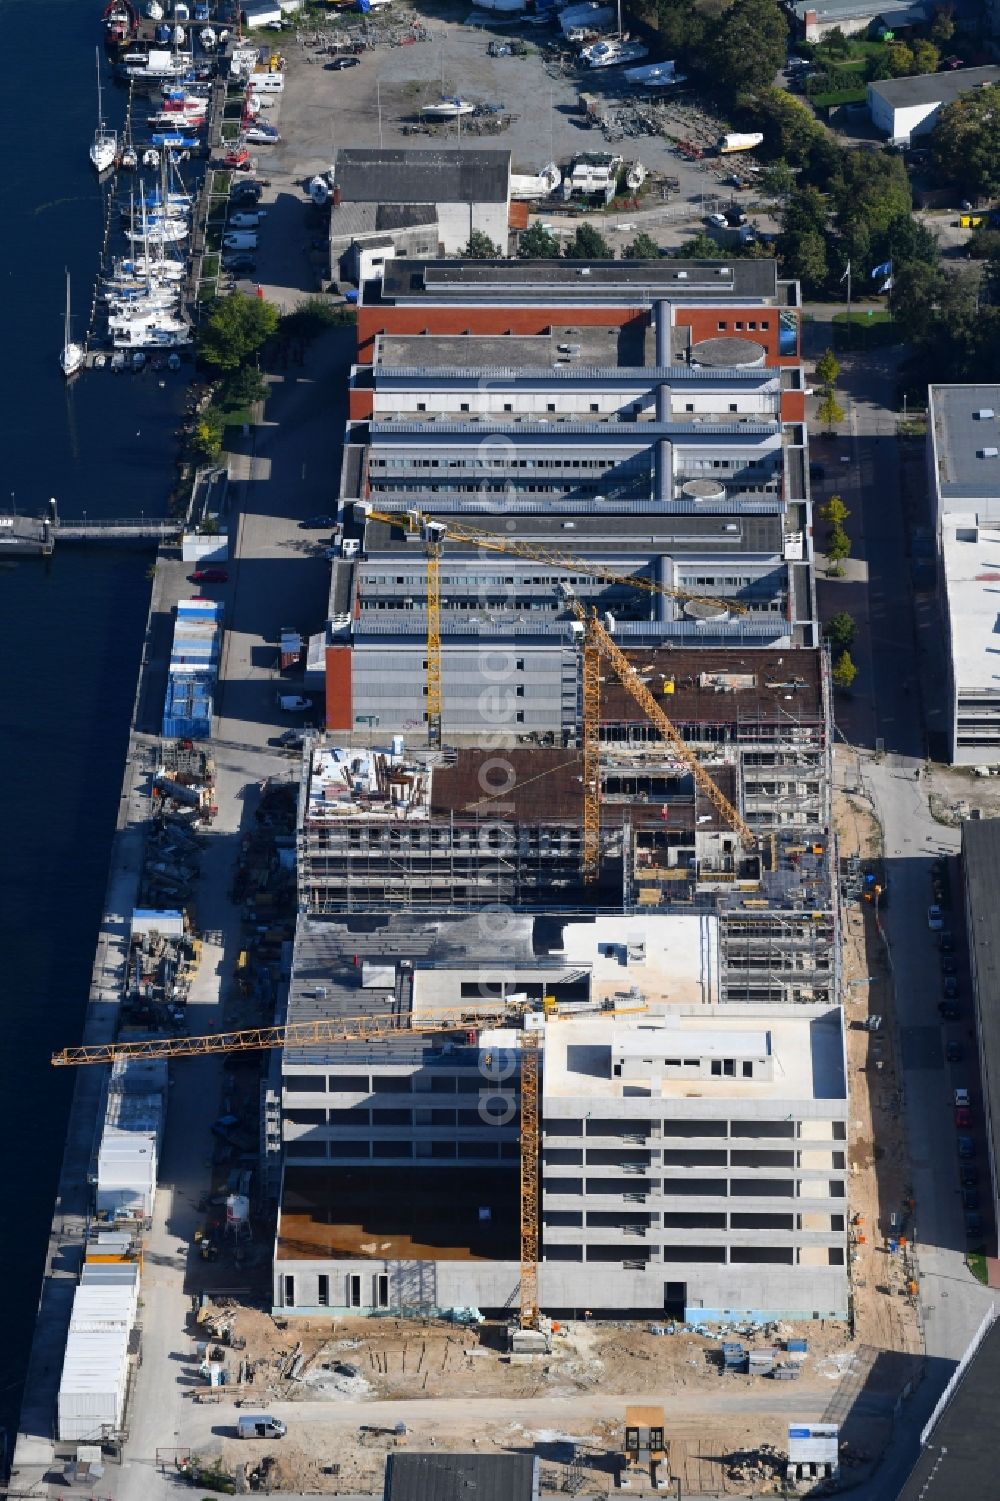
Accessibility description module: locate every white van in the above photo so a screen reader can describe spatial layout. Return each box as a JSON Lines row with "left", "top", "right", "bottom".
{"left": 223, "top": 232, "right": 258, "bottom": 250}
{"left": 238, "top": 1415, "right": 286, "bottom": 1440}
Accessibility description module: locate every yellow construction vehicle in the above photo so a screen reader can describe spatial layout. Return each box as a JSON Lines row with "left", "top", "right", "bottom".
{"left": 565, "top": 594, "right": 757, "bottom": 882}
{"left": 360, "top": 506, "right": 748, "bottom": 746}
{"left": 51, "top": 1001, "right": 643, "bottom": 1335}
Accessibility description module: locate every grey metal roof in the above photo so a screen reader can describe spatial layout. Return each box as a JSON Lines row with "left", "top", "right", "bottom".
{"left": 930, "top": 384, "right": 1000, "bottom": 501}
{"left": 869, "top": 64, "right": 1000, "bottom": 111}
{"left": 362, "top": 511, "right": 785, "bottom": 553}
{"left": 368, "top": 420, "right": 778, "bottom": 440}
{"left": 330, "top": 203, "right": 438, "bottom": 243}
{"left": 334, "top": 148, "right": 511, "bottom": 206}
{"left": 381, "top": 258, "right": 778, "bottom": 302}
{"left": 896, "top": 1315, "right": 1000, "bottom": 1501}
{"left": 384, "top": 1453, "right": 537, "bottom": 1501}
{"left": 372, "top": 364, "right": 779, "bottom": 387}
{"left": 792, "top": 0, "right": 928, "bottom": 19}
{"left": 962, "top": 821, "right": 1000, "bottom": 1226}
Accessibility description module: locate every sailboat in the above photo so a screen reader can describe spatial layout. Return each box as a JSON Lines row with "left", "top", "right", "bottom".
{"left": 90, "top": 48, "right": 117, "bottom": 174}
{"left": 60, "top": 270, "right": 85, "bottom": 378}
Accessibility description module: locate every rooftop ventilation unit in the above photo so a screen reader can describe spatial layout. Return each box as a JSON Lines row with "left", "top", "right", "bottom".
{"left": 975, "top": 408, "right": 996, "bottom": 420}
{"left": 979, "top": 447, "right": 999, "bottom": 458}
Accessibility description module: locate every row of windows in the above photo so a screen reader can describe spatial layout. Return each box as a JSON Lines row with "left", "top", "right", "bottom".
{"left": 543, "top": 1148, "right": 829, "bottom": 1168}
{"left": 285, "top": 1072, "right": 480, "bottom": 1093}
{"left": 544, "top": 1211, "right": 844, "bottom": 1231}
{"left": 716, "top": 319, "right": 771, "bottom": 332}
{"left": 285, "top": 1139, "right": 519, "bottom": 1160}
{"left": 547, "top": 1177, "right": 847, "bottom": 1198}
{"left": 368, "top": 458, "right": 632, "bottom": 472}
{"left": 544, "top": 1245, "right": 844, "bottom": 1266}
{"left": 285, "top": 1106, "right": 516, "bottom": 1127}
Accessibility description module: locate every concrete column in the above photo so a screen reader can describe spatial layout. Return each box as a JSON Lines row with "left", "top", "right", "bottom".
{"left": 654, "top": 300, "right": 671, "bottom": 424}
{"left": 654, "top": 439, "right": 672, "bottom": 503}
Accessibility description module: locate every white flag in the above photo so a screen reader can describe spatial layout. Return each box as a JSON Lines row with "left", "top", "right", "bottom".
{"left": 840, "top": 260, "right": 851, "bottom": 283}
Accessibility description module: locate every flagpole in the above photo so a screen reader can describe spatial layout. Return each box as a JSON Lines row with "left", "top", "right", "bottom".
{"left": 846, "top": 261, "right": 852, "bottom": 347}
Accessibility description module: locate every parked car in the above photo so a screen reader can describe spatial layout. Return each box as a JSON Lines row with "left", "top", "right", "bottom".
{"left": 965, "top": 1211, "right": 983, "bottom": 1237}
{"left": 189, "top": 568, "right": 229, "bottom": 583}
{"left": 222, "top": 255, "right": 257, "bottom": 274}
{"left": 963, "top": 1187, "right": 980, "bottom": 1211}
{"left": 946, "top": 1041, "right": 963, "bottom": 1062}
{"left": 955, "top": 1087, "right": 970, "bottom": 1108}
{"left": 928, "top": 904, "right": 944, "bottom": 930}
{"left": 277, "top": 694, "right": 313, "bottom": 712}
{"left": 326, "top": 54, "right": 361, "bottom": 68}
{"left": 245, "top": 125, "right": 281, "bottom": 144}
{"left": 955, "top": 1106, "right": 973, "bottom": 1128}
{"left": 941, "top": 955, "right": 958, "bottom": 975}
{"left": 270, "top": 729, "right": 304, "bottom": 749}
{"left": 942, "top": 979, "right": 959, "bottom": 1001}
{"left": 938, "top": 1001, "right": 960, "bottom": 1019}
{"left": 960, "top": 1163, "right": 977, "bottom": 1186}
{"left": 299, "top": 515, "right": 335, "bottom": 529}
{"left": 957, "top": 1134, "right": 976, "bottom": 1158}
{"left": 939, "top": 932, "right": 955, "bottom": 952}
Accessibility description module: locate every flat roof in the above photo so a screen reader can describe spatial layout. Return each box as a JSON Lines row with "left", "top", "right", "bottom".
{"left": 605, "top": 647, "right": 823, "bottom": 722}
{"left": 360, "top": 510, "right": 786, "bottom": 556}
{"left": 930, "top": 385, "right": 1000, "bottom": 504}
{"left": 277, "top": 1166, "right": 519, "bottom": 1262}
{"left": 896, "top": 1314, "right": 1000, "bottom": 1501}
{"left": 940, "top": 516, "right": 1000, "bottom": 691}
{"left": 543, "top": 1007, "right": 846, "bottom": 1102}
{"left": 330, "top": 203, "right": 438, "bottom": 241}
{"left": 334, "top": 148, "right": 511, "bottom": 206}
{"left": 381, "top": 258, "right": 779, "bottom": 303}
{"left": 384, "top": 1455, "right": 535, "bottom": 1501}
{"left": 869, "top": 65, "right": 1000, "bottom": 111}
{"left": 962, "top": 821, "right": 1000, "bottom": 1204}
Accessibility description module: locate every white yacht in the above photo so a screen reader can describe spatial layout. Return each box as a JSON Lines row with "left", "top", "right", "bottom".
{"left": 60, "top": 270, "right": 85, "bottom": 377}
{"left": 90, "top": 48, "right": 118, "bottom": 173}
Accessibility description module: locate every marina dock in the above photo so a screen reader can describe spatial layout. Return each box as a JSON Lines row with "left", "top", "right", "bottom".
{"left": 0, "top": 511, "right": 182, "bottom": 557}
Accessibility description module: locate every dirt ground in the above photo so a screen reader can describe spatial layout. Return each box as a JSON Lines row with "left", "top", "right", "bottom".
{"left": 833, "top": 785, "right": 922, "bottom": 1373}
{"left": 194, "top": 1305, "right": 862, "bottom": 1494}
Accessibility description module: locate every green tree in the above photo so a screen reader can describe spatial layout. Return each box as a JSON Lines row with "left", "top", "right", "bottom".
{"left": 819, "top": 493, "right": 850, "bottom": 527}
{"left": 932, "top": 84, "right": 1000, "bottom": 198}
{"left": 832, "top": 649, "right": 858, "bottom": 690}
{"left": 190, "top": 407, "right": 225, "bottom": 460}
{"left": 892, "top": 259, "right": 944, "bottom": 341}
{"left": 865, "top": 50, "right": 894, "bottom": 83}
{"left": 818, "top": 391, "right": 846, "bottom": 431}
{"left": 818, "top": 25, "right": 851, "bottom": 57}
{"left": 781, "top": 227, "right": 829, "bottom": 292}
{"left": 676, "top": 232, "right": 724, "bottom": 258}
{"left": 826, "top": 522, "right": 852, "bottom": 562}
{"left": 710, "top": 0, "right": 788, "bottom": 96}
{"left": 218, "top": 365, "right": 268, "bottom": 411}
{"left": 887, "top": 42, "right": 916, "bottom": 75}
{"left": 825, "top": 611, "right": 857, "bottom": 652}
{"left": 653, "top": 0, "right": 708, "bottom": 63}
{"left": 198, "top": 292, "right": 280, "bottom": 373}
{"left": 911, "top": 38, "right": 940, "bottom": 73}
{"left": 563, "top": 224, "right": 613, "bottom": 260}
{"left": 753, "top": 88, "right": 825, "bottom": 167}
{"left": 759, "top": 160, "right": 796, "bottom": 198}
{"left": 464, "top": 230, "right": 501, "bottom": 259}
{"left": 623, "top": 231, "right": 662, "bottom": 259}
{"left": 833, "top": 150, "right": 912, "bottom": 239}
{"left": 880, "top": 211, "right": 938, "bottom": 271}
{"left": 815, "top": 348, "right": 840, "bottom": 388}
{"left": 518, "top": 222, "right": 560, "bottom": 258}
{"left": 930, "top": 7, "right": 955, "bottom": 43}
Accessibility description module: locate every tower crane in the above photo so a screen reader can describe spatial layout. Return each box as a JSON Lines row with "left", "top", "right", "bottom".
{"left": 360, "top": 506, "right": 748, "bottom": 747}
{"left": 564, "top": 594, "right": 757, "bottom": 884}
{"left": 50, "top": 1002, "right": 643, "bottom": 1334}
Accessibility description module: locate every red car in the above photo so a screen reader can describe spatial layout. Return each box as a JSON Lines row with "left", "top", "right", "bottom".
{"left": 955, "top": 1106, "right": 973, "bottom": 1128}
{"left": 189, "top": 568, "right": 229, "bottom": 584}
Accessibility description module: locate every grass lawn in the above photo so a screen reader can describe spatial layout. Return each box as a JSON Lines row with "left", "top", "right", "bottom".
{"left": 832, "top": 309, "right": 899, "bottom": 349}
{"left": 968, "top": 1248, "right": 989, "bottom": 1284}
{"left": 810, "top": 86, "right": 868, "bottom": 106}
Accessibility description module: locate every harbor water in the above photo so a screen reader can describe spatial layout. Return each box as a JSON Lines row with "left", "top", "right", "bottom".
{"left": 0, "top": 0, "right": 189, "bottom": 1446}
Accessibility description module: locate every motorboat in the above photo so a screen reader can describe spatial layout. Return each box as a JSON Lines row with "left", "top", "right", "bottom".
{"left": 148, "top": 109, "right": 206, "bottom": 129}
{"left": 104, "top": 0, "right": 138, "bottom": 40}
{"left": 625, "top": 160, "right": 647, "bottom": 189}
{"left": 143, "top": 148, "right": 161, "bottom": 167}
{"left": 90, "top": 48, "right": 118, "bottom": 173}
{"left": 60, "top": 269, "right": 85, "bottom": 377}
{"left": 200, "top": 26, "right": 216, "bottom": 47}
{"left": 173, "top": 25, "right": 185, "bottom": 44}
{"left": 123, "top": 49, "right": 194, "bottom": 82}
{"left": 110, "top": 315, "right": 192, "bottom": 349}
{"left": 116, "top": 255, "right": 186, "bottom": 282}
{"left": 419, "top": 96, "right": 475, "bottom": 119}
{"left": 106, "top": 287, "right": 181, "bottom": 315}
{"left": 580, "top": 37, "right": 649, "bottom": 67}
{"left": 146, "top": 0, "right": 163, "bottom": 14}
